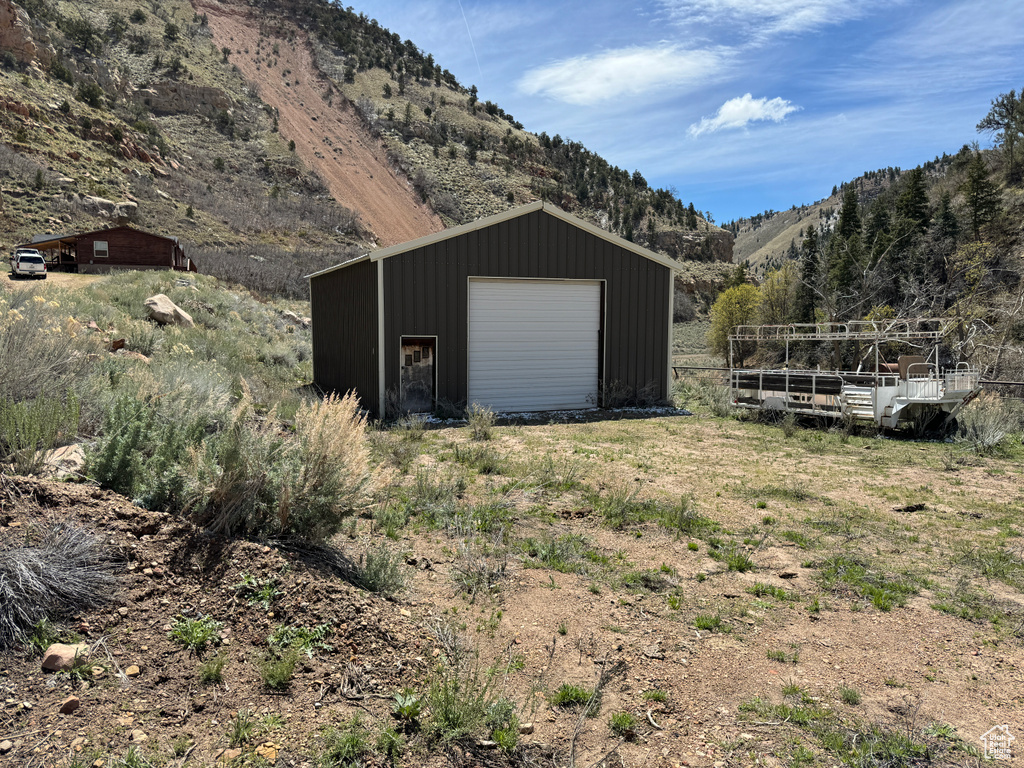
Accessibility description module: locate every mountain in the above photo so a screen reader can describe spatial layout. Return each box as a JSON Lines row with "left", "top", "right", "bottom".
{"left": 0, "top": 0, "right": 734, "bottom": 300}
{"left": 728, "top": 154, "right": 972, "bottom": 278}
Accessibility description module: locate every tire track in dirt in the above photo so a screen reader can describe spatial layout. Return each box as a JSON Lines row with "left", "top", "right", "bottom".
{"left": 196, "top": 0, "right": 444, "bottom": 247}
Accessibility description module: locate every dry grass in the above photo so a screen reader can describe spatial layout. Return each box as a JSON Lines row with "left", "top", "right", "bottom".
{"left": 0, "top": 521, "right": 116, "bottom": 649}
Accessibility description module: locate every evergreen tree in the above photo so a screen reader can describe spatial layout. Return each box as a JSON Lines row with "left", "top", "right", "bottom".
{"left": 836, "top": 188, "right": 861, "bottom": 240}
{"left": 977, "top": 89, "right": 1022, "bottom": 184}
{"left": 895, "top": 167, "right": 930, "bottom": 233}
{"left": 797, "top": 227, "right": 819, "bottom": 322}
{"left": 933, "top": 190, "right": 959, "bottom": 242}
{"left": 961, "top": 153, "right": 1000, "bottom": 240}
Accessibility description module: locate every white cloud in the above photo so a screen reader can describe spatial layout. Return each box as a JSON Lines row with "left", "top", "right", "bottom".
{"left": 659, "top": 0, "right": 892, "bottom": 37}
{"left": 688, "top": 93, "right": 800, "bottom": 136}
{"left": 517, "top": 44, "right": 727, "bottom": 106}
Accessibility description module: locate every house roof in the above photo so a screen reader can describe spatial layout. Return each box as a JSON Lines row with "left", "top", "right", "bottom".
{"left": 306, "top": 201, "right": 680, "bottom": 280}
{"left": 19, "top": 225, "right": 181, "bottom": 251}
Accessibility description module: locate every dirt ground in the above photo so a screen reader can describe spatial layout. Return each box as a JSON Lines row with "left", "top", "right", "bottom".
{"left": 195, "top": 0, "right": 443, "bottom": 247}
{"left": 3, "top": 269, "right": 104, "bottom": 290}
{"left": 0, "top": 412, "right": 1021, "bottom": 767}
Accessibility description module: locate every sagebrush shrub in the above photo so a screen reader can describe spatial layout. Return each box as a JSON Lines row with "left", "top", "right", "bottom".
{"left": 466, "top": 402, "right": 495, "bottom": 440}
{"left": 0, "top": 292, "right": 95, "bottom": 403}
{"left": 186, "top": 392, "right": 375, "bottom": 542}
{"left": 956, "top": 393, "right": 1022, "bottom": 452}
{"left": 0, "top": 392, "right": 80, "bottom": 475}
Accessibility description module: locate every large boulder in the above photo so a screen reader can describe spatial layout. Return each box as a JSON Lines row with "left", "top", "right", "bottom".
{"left": 113, "top": 201, "right": 138, "bottom": 224}
{"left": 144, "top": 294, "right": 194, "bottom": 327}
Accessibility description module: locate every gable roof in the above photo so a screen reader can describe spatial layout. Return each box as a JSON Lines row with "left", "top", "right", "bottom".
{"left": 20, "top": 226, "right": 180, "bottom": 251}
{"left": 307, "top": 201, "right": 679, "bottom": 280}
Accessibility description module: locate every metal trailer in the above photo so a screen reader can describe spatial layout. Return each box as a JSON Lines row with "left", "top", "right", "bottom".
{"left": 727, "top": 319, "right": 982, "bottom": 429}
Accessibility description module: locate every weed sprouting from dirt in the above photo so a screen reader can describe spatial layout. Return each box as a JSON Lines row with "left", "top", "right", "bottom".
{"left": 168, "top": 615, "right": 222, "bottom": 655}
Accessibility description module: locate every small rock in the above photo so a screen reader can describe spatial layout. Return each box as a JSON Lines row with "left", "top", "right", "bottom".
{"left": 399, "top": 609, "right": 411, "bottom": 618}
{"left": 129, "top": 729, "right": 148, "bottom": 743}
{"left": 125, "top": 666, "right": 141, "bottom": 678}
{"left": 118, "top": 607, "right": 129, "bottom": 616}
{"left": 42, "top": 643, "right": 91, "bottom": 672}
{"left": 477, "top": 740, "right": 497, "bottom": 749}
{"left": 643, "top": 645, "right": 665, "bottom": 660}
{"left": 519, "top": 722, "right": 535, "bottom": 734}
{"left": 59, "top": 696, "right": 80, "bottom": 715}
{"left": 778, "top": 571, "right": 798, "bottom": 579}
{"left": 255, "top": 742, "right": 280, "bottom": 760}
{"left": 0, "top": 740, "right": 13, "bottom": 754}
{"left": 217, "top": 747, "right": 242, "bottom": 761}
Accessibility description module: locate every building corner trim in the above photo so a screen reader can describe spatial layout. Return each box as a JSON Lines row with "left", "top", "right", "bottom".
{"left": 377, "top": 260, "right": 385, "bottom": 419}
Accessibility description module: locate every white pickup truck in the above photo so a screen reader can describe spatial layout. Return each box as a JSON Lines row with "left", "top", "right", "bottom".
{"left": 10, "top": 248, "right": 47, "bottom": 279}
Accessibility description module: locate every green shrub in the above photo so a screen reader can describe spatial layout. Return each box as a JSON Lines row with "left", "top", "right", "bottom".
{"left": 75, "top": 82, "right": 104, "bottom": 108}
{"left": 199, "top": 653, "right": 226, "bottom": 684}
{"left": 228, "top": 709, "right": 254, "bottom": 746}
{"left": 693, "top": 614, "right": 722, "bottom": 631}
{"left": 87, "top": 395, "right": 204, "bottom": 508}
{"left": 609, "top": 711, "right": 637, "bottom": 739}
{"left": 392, "top": 687, "right": 423, "bottom": 722}
{"left": 168, "top": 615, "right": 221, "bottom": 654}
{"left": 486, "top": 698, "right": 519, "bottom": 754}
{"left": 425, "top": 660, "right": 500, "bottom": 744}
{"left": 355, "top": 543, "right": 407, "bottom": 596}
{"left": 0, "top": 392, "right": 79, "bottom": 475}
{"left": 268, "top": 623, "right": 333, "bottom": 657}
{"left": 642, "top": 689, "right": 667, "bottom": 702}
{"left": 839, "top": 686, "right": 861, "bottom": 705}
{"left": 956, "top": 393, "right": 1022, "bottom": 453}
{"left": 233, "top": 573, "right": 281, "bottom": 609}
{"left": 0, "top": 293, "right": 95, "bottom": 404}
{"left": 258, "top": 646, "right": 298, "bottom": 689}
{"left": 375, "top": 727, "right": 404, "bottom": 761}
{"left": 551, "top": 683, "right": 593, "bottom": 708}
{"left": 319, "top": 716, "right": 369, "bottom": 766}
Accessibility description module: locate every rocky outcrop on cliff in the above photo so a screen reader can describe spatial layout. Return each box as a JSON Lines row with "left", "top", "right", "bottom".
{"left": 131, "top": 81, "right": 233, "bottom": 117}
{"left": 654, "top": 228, "right": 734, "bottom": 263}
{"left": 0, "top": 0, "right": 54, "bottom": 67}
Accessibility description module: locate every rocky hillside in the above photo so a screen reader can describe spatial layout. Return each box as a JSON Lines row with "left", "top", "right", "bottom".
{"left": 0, "top": 0, "right": 733, "bottom": 299}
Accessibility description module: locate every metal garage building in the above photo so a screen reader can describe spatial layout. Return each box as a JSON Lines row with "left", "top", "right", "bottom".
{"left": 309, "top": 201, "right": 676, "bottom": 418}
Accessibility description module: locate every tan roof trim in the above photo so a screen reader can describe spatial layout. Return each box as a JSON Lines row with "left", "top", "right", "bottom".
{"left": 305, "top": 251, "right": 373, "bottom": 279}
{"left": 307, "top": 201, "right": 679, "bottom": 280}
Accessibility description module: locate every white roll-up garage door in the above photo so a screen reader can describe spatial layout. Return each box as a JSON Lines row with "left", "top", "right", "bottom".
{"left": 468, "top": 279, "right": 600, "bottom": 412}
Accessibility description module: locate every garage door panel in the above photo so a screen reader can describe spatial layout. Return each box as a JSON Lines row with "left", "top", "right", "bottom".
{"left": 469, "top": 280, "right": 599, "bottom": 412}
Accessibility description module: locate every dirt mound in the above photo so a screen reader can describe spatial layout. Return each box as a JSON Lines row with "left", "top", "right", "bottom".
{"left": 196, "top": 0, "right": 443, "bottom": 247}
{"left": 0, "top": 477, "right": 433, "bottom": 766}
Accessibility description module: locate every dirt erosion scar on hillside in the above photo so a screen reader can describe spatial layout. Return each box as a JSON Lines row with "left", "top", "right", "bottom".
{"left": 196, "top": 0, "right": 443, "bottom": 247}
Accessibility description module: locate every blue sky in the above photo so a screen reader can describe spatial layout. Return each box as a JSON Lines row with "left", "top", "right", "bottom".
{"left": 350, "top": 1, "right": 1024, "bottom": 223}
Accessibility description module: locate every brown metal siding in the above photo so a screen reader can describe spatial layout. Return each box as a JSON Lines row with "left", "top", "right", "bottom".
{"left": 310, "top": 258, "right": 379, "bottom": 415}
{"left": 382, "top": 208, "right": 670, "bottom": 408}
{"left": 75, "top": 228, "right": 185, "bottom": 271}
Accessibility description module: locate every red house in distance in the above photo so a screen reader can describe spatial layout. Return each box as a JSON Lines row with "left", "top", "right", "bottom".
{"left": 20, "top": 225, "right": 196, "bottom": 273}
